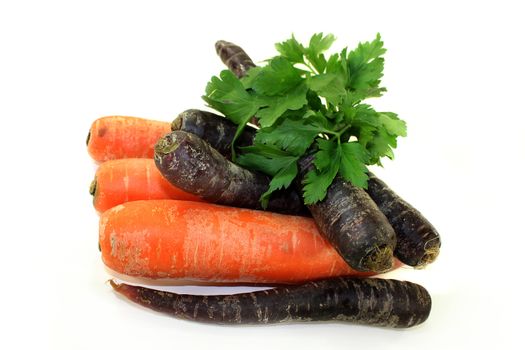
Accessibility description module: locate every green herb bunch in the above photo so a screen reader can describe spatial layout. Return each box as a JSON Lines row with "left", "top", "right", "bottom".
{"left": 203, "top": 33, "right": 406, "bottom": 206}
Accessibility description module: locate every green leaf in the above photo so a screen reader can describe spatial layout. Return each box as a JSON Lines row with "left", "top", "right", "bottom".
{"left": 260, "top": 159, "right": 298, "bottom": 208}
{"left": 359, "top": 125, "right": 398, "bottom": 164}
{"left": 230, "top": 120, "right": 254, "bottom": 160}
{"left": 308, "top": 33, "right": 336, "bottom": 56}
{"left": 240, "top": 66, "right": 263, "bottom": 89}
{"left": 325, "top": 49, "right": 348, "bottom": 85}
{"left": 203, "top": 70, "right": 262, "bottom": 124}
{"left": 236, "top": 144, "right": 297, "bottom": 176}
{"left": 275, "top": 35, "right": 305, "bottom": 63}
{"left": 347, "top": 33, "right": 387, "bottom": 100}
{"left": 355, "top": 110, "right": 406, "bottom": 164}
{"left": 339, "top": 142, "right": 369, "bottom": 188}
{"left": 308, "top": 54, "right": 327, "bottom": 74}
{"left": 345, "top": 103, "right": 380, "bottom": 127}
{"left": 379, "top": 112, "right": 407, "bottom": 137}
{"left": 303, "top": 110, "right": 331, "bottom": 131}
{"left": 307, "top": 73, "right": 346, "bottom": 106}
{"left": 356, "top": 123, "right": 376, "bottom": 148}
{"left": 348, "top": 33, "right": 386, "bottom": 70}
{"left": 256, "top": 83, "right": 308, "bottom": 127}
{"left": 255, "top": 117, "right": 321, "bottom": 156}
{"left": 252, "top": 57, "right": 304, "bottom": 96}
{"left": 203, "top": 33, "right": 407, "bottom": 205}
{"left": 302, "top": 169, "right": 330, "bottom": 204}
{"left": 304, "top": 33, "right": 336, "bottom": 73}
{"left": 351, "top": 58, "right": 385, "bottom": 91}
{"left": 302, "top": 139, "right": 341, "bottom": 204}
{"left": 371, "top": 129, "right": 397, "bottom": 162}
{"left": 306, "top": 90, "right": 326, "bottom": 112}
{"left": 313, "top": 139, "right": 337, "bottom": 170}
{"left": 236, "top": 144, "right": 300, "bottom": 208}
{"left": 325, "top": 53, "right": 341, "bottom": 74}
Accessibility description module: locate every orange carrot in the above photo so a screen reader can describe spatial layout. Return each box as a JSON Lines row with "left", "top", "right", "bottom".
{"left": 87, "top": 116, "right": 171, "bottom": 162}
{"left": 90, "top": 158, "right": 203, "bottom": 213}
{"left": 99, "top": 200, "right": 400, "bottom": 284}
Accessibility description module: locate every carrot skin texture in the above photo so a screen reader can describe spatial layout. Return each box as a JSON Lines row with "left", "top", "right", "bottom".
{"left": 171, "top": 109, "right": 255, "bottom": 160}
{"left": 91, "top": 158, "right": 202, "bottom": 212}
{"left": 298, "top": 156, "right": 397, "bottom": 273}
{"left": 111, "top": 277, "right": 431, "bottom": 327}
{"left": 99, "top": 200, "right": 379, "bottom": 283}
{"left": 366, "top": 173, "right": 441, "bottom": 267}
{"left": 215, "top": 40, "right": 256, "bottom": 79}
{"left": 154, "top": 131, "right": 306, "bottom": 215}
{"left": 87, "top": 116, "right": 171, "bottom": 162}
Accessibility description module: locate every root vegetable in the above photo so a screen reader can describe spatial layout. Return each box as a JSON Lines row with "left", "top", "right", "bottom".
{"left": 171, "top": 109, "right": 255, "bottom": 160}
{"left": 110, "top": 277, "right": 431, "bottom": 327}
{"left": 297, "top": 156, "right": 396, "bottom": 273}
{"left": 99, "top": 200, "right": 390, "bottom": 283}
{"left": 366, "top": 173, "right": 441, "bottom": 267}
{"left": 87, "top": 116, "right": 170, "bottom": 162}
{"left": 90, "top": 158, "right": 202, "bottom": 212}
{"left": 154, "top": 130, "right": 306, "bottom": 215}
{"left": 215, "top": 40, "right": 256, "bottom": 79}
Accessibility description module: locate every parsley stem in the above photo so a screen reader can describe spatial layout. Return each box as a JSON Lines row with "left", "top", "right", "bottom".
{"left": 335, "top": 124, "right": 351, "bottom": 138}
{"left": 303, "top": 59, "right": 318, "bottom": 74}
{"left": 322, "top": 123, "right": 350, "bottom": 139}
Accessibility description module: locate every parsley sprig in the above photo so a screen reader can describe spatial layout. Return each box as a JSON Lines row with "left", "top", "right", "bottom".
{"left": 203, "top": 33, "right": 406, "bottom": 206}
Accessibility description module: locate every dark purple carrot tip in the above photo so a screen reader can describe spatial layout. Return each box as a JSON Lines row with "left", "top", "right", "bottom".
{"left": 171, "top": 116, "right": 182, "bottom": 131}
{"left": 361, "top": 245, "right": 394, "bottom": 273}
{"left": 154, "top": 133, "right": 176, "bottom": 155}
{"left": 109, "top": 280, "right": 140, "bottom": 301}
{"left": 109, "top": 279, "right": 121, "bottom": 290}
{"left": 89, "top": 177, "right": 97, "bottom": 196}
{"left": 215, "top": 40, "right": 228, "bottom": 54}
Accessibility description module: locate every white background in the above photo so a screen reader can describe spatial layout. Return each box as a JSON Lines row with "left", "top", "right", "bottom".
{"left": 1, "top": 0, "right": 524, "bottom": 349}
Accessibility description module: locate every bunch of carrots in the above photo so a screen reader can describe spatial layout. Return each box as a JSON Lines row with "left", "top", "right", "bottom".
{"left": 87, "top": 38, "right": 440, "bottom": 328}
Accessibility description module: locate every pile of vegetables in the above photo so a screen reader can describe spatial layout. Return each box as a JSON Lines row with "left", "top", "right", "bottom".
{"left": 88, "top": 33, "right": 440, "bottom": 328}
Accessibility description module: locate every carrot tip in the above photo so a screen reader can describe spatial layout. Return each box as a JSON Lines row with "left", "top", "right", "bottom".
{"left": 171, "top": 116, "right": 182, "bottom": 131}
{"left": 154, "top": 133, "right": 179, "bottom": 156}
{"left": 362, "top": 245, "right": 393, "bottom": 273}
{"left": 89, "top": 177, "right": 97, "bottom": 196}
{"left": 415, "top": 245, "right": 440, "bottom": 269}
{"left": 108, "top": 279, "right": 121, "bottom": 290}
{"left": 86, "top": 130, "right": 91, "bottom": 146}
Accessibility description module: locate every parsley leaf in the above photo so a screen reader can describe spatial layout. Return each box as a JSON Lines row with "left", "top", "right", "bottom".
{"left": 307, "top": 73, "right": 346, "bottom": 106}
{"left": 344, "top": 103, "right": 380, "bottom": 127}
{"left": 203, "top": 33, "right": 407, "bottom": 205}
{"left": 308, "top": 33, "right": 336, "bottom": 56}
{"left": 275, "top": 35, "right": 305, "bottom": 63}
{"left": 302, "top": 139, "right": 341, "bottom": 204}
{"left": 203, "top": 70, "right": 262, "bottom": 124}
{"left": 236, "top": 144, "right": 297, "bottom": 176}
{"left": 252, "top": 57, "right": 304, "bottom": 96}
{"left": 305, "top": 33, "right": 336, "bottom": 73}
{"left": 240, "top": 66, "right": 263, "bottom": 89}
{"left": 255, "top": 83, "right": 308, "bottom": 127}
{"left": 260, "top": 159, "right": 298, "bottom": 208}
{"left": 351, "top": 107, "right": 407, "bottom": 165}
{"left": 379, "top": 112, "right": 407, "bottom": 137}
{"left": 347, "top": 33, "right": 387, "bottom": 102}
{"left": 236, "top": 144, "right": 299, "bottom": 208}
{"left": 340, "top": 142, "right": 370, "bottom": 188}
{"left": 254, "top": 117, "right": 323, "bottom": 156}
